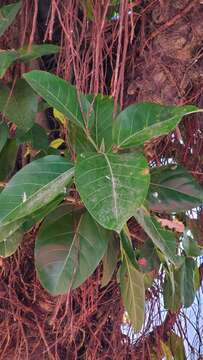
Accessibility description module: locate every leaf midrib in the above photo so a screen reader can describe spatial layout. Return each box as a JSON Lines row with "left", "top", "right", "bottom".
{"left": 117, "top": 108, "right": 199, "bottom": 147}
{"left": 150, "top": 181, "right": 201, "bottom": 200}
{"left": 103, "top": 153, "right": 118, "bottom": 221}
{"left": 117, "top": 115, "right": 178, "bottom": 147}
{"left": 53, "top": 214, "right": 83, "bottom": 293}
{"left": 135, "top": 207, "right": 177, "bottom": 265}
{"left": 0, "top": 166, "right": 74, "bottom": 226}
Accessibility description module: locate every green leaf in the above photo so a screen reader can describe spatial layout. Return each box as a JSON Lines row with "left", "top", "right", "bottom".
{"left": 91, "top": 95, "right": 114, "bottom": 152}
{"left": 144, "top": 272, "right": 155, "bottom": 289}
{"left": 161, "top": 341, "right": 173, "bottom": 360}
{"left": 0, "top": 2, "right": 21, "bottom": 37}
{"left": 0, "top": 219, "right": 23, "bottom": 243}
{"left": 16, "top": 124, "right": 49, "bottom": 150}
{"left": 148, "top": 165, "right": 203, "bottom": 213}
{"left": 18, "top": 44, "right": 59, "bottom": 62}
{"left": 181, "top": 257, "right": 196, "bottom": 307}
{"left": 68, "top": 122, "right": 95, "bottom": 154}
{"left": 0, "top": 195, "right": 63, "bottom": 244}
{"left": 79, "top": 0, "right": 94, "bottom": 20}
{"left": 101, "top": 234, "right": 119, "bottom": 287}
{"left": 120, "top": 230, "right": 139, "bottom": 269}
{"left": 194, "top": 264, "right": 200, "bottom": 290}
{"left": 163, "top": 267, "right": 182, "bottom": 312}
{"left": 0, "top": 79, "right": 38, "bottom": 131}
{"left": 0, "top": 50, "right": 18, "bottom": 78}
{"left": 0, "top": 227, "right": 22, "bottom": 257}
{"left": 113, "top": 103, "right": 199, "bottom": 148}
{"left": 163, "top": 258, "right": 196, "bottom": 311}
{"left": 0, "top": 122, "right": 8, "bottom": 152}
{"left": 0, "top": 155, "right": 74, "bottom": 227}
{"left": 0, "top": 44, "right": 59, "bottom": 79}
{"left": 167, "top": 332, "right": 186, "bottom": 360}
{"left": 22, "top": 195, "right": 63, "bottom": 232}
{"left": 182, "top": 231, "right": 201, "bottom": 257}
{"left": 75, "top": 152, "right": 150, "bottom": 232}
{"left": 35, "top": 207, "right": 110, "bottom": 295}
{"left": 120, "top": 251, "right": 145, "bottom": 332}
{"left": 23, "top": 70, "right": 94, "bottom": 130}
{"left": 134, "top": 207, "right": 179, "bottom": 266}
{"left": 139, "top": 239, "right": 160, "bottom": 273}
{"left": 0, "top": 139, "right": 18, "bottom": 181}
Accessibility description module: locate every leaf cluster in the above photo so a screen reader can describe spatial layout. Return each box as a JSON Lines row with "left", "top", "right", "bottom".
{"left": 0, "top": 2, "right": 203, "bottom": 343}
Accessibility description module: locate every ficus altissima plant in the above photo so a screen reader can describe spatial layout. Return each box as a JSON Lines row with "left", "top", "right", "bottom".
{"left": 0, "top": 65, "right": 203, "bottom": 335}
{"left": 0, "top": 2, "right": 203, "bottom": 336}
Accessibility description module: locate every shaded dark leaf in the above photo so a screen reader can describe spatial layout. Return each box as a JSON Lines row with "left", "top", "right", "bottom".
{"left": 35, "top": 207, "right": 110, "bottom": 295}
{"left": 101, "top": 234, "right": 119, "bottom": 287}
{"left": 148, "top": 165, "right": 203, "bottom": 213}
{"left": 0, "top": 122, "right": 8, "bottom": 152}
{"left": 0, "top": 139, "right": 18, "bottom": 181}
{"left": 0, "top": 2, "right": 21, "bottom": 37}
{"left": 134, "top": 207, "right": 179, "bottom": 266}
{"left": 0, "top": 79, "right": 38, "bottom": 131}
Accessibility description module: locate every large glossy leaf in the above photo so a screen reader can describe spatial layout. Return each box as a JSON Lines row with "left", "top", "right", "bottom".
{"left": 91, "top": 95, "right": 114, "bottom": 152}
{"left": 148, "top": 165, "right": 203, "bottom": 213}
{"left": 120, "top": 251, "right": 145, "bottom": 332}
{"left": 0, "top": 122, "right": 8, "bottom": 152}
{"left": 0, "top": 155, "right": 74, "bottom": 227}
{"left": 75, "top": 152, "right": 150, "bottom": 232}
{"left": 0, "top": 139, "right": 18, "bottom": 181}
{"left": 101, "top": 234, "right": 119, "bottom": 287}
{"left": 0, "top": 50, "right": 18, "bottom": 78}
{"left": 0, "top": 227, "right": 23, "bottom": 257}
{"left": 35, "top": 207, "right": 110, "bottom": 295}
{"left": 0, "top": 79, "right": 38, "bottom": 131}
{"left": 113, "top": 103, "right": 198, "bottom": 149}
{"left": 23, "top": 70, "right": 94, "bottom": 130}
{"left": 134, "top": 207, "right": 179, "bottom": 266}
{"left": 0, "top": 2, "right": 21, "bottom": 37}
